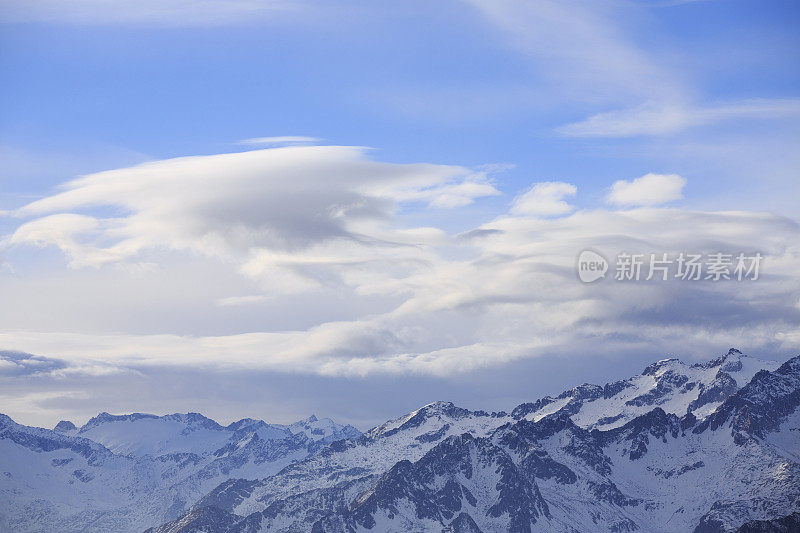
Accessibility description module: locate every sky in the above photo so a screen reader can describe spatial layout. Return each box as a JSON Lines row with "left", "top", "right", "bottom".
{"left": 1, "top": 0, "right": 799, "bottom": 429}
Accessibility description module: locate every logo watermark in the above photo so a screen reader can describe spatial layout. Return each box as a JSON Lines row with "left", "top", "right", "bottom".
{"left": 577, "top": 250, "right": 609, "bottom": 283}
{"left": 576, "top": 251, "right": 763, "bottom": 283}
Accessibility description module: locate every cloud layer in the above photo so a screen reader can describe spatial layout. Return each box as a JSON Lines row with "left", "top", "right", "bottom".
{"left": 3, "top": 144, "right": 799, "bottom": 383}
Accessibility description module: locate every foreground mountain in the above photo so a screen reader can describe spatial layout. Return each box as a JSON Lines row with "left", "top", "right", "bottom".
{"left": 2, "top": 348, "right": 798, "bottom": 532}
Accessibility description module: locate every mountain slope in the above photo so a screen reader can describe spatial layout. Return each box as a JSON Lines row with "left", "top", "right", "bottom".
{"left": 149, "top": 349, "right": 798, "bottom": 533}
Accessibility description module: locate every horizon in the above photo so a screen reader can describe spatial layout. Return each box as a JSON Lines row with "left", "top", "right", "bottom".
{"left": 2, "top": 0, "right": 799, "bottom": 433}
{"left": 2, "top": 345, "right": 792, "bottom": 430}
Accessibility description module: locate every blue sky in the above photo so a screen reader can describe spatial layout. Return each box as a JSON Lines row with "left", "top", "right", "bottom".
{"left": 2, "top": 0, "right": 798, "bottom": 213}
{"left": 1, "top": 0, "right": 799, "bottom": 427}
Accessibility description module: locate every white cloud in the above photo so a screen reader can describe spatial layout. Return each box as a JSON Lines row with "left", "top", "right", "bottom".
{"left": 464, "top": 2, "right": 800, "bottom": 138}
{"left": 238, "top": 136, "right": 322, "bottom": 146}
{"left": 606, "top": 173, "right": 686, "bottom": 207}
{"left": 558, "top": 99, "right": 800, "bottom": 138}
{"left": 510, "top": 181, "right": 576, "bottom": 216}
{"left": 217, "top": 295, "right": 271, "bottom": 306}
{"left": 4, "top": 145, "right": 800, "bottom": 379}
{"left": 4, "top": 161, "right": 799, "bottom": 378}
{"left": 10, "top": 145, "right": 497, "bottom": 293}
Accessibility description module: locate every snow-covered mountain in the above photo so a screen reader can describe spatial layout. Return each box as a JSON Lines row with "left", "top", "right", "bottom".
{"left": 2, "top": 348, "right": 799, "bottom": 532}
{"left": 0, "top": 411, "right": 360, "bottom": 532}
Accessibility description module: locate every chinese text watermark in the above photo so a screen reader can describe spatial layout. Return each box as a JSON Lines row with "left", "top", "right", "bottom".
{"left": 577, "top": 251, "right": 762, "bottom": 283}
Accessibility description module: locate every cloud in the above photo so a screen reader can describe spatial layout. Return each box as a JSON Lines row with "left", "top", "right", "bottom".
{"left": 3, "top": 144, "right": 800, "bottom": 382}
{"left": 557, "top": 99, "right": 800, "bottom": 138}
{"left": 464, "top": 2, "right": 800, "bottom": 138}
{"left": 0, "top": 351, "right": 67, "bottom": 376}
{"left": 217, "top": 295, "right": 271, "bottom": 306}
{"left": 3, "top": 154, "right": 800, "bottom": 379}
{"left": 9, "top": 214, "right": 126, "bottom": 267}
{"left": 606, "top": 173, "right": 686, "bottom": 207}
{"left": 238, "top": 136, "right": 322, "bottom": 146}
{"left": 10, "top": 145, "right": 498, "bottom": 292}
{"left": 510, "top": 182, "right": 577, "bottom": 216}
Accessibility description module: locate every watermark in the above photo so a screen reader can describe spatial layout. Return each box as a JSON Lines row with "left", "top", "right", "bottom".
{"left": 577, "top": 250, "right": 609, "bottom": 283}
{"left": 577, "top": 250, "right": 762, "bottom": 283}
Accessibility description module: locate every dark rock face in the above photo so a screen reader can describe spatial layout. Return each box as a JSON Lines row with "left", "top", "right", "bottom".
{"left": 500, "top": 415, "right": 612, "bottom": 476}
{"left": 596, "top": 407, "right": 682, "bottom": 460}
{"left": 511, "top": 397, "right": 556, "bottom": 420}
{"left": 736, "top": 512, "right": 800, "bottom": 533}
{"left": 688, "top": 371, "right": 739, "bottom": 413}
{"left": 144, "top": 505, "right": 240, "bottom": 533}
{"left": 648, "top": 460, "right": 704, "bottom": 479}
{"left": 311, "top": 433, "right": 550, "bottom": 533}
{"left": 694, "top": 356, "right": 800, "bottom": 443}
{"left": 520, "top": 447, "right": 577, "bottom": 484}
{"left": 626, "top": 370, "right": 689, "bottom": 407}
{"left": 54, "top": 420, "right": 77, "bottom": 433}
{"left": 693, "top": 501, "right": 749, "bottom": 533}
{"left": 642, "top": 358, "right": 681, "bottom": 376}
{"left": 443, "top": 512, "right": 484, "bottom": 533}
{"left": 193, "top": 478, "right": 260, "bottom": 511}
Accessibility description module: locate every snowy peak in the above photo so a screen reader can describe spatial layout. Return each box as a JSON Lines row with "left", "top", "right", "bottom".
{"left": 80, "top": 411, "right": 222, "bottom": 433}
{"left": 512, "top": 348, "right": 780, "bottom": 432}
{"left": 53, "top": 420, "right": 78, "bottom": 434}
{"left": 75, "top": 412, "right": 233, "bottom": 456}
{"left": 227, "top": 419, "right": 292, "bottom": 443}
{"left": 366, "top": 401, "right": 498, "bottom": 440}
{"left": 0, "top": 412, "right": 16, "bottom": 429}
{"left": 283, "top": 415, "right": 361, "bottom": 445}
{"left": 66, "top": 411, "right": 360, "bottom": 458}
{"left": 694, "top": 354, "right": 800, "bottom": 443}
{"left": 641, "top": 357, "right": 682, "bottom": 376}
{"left": 0, "top": 408, "right": 362, "bottom": 532}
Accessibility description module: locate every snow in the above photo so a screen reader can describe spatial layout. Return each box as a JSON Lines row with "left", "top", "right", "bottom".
{"left": 0, "top": 411, "right": 363, "bottom": 532}
{"left": 537, "top": 351, "right": 779, "bottom": 431}
{"left": 526, "top": 397, "right": 571, "bottom": 422}
{"left": 78, "top": 417, "right": 232, "bottom": 457}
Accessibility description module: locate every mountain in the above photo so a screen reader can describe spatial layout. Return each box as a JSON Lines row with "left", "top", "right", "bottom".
{"left": 0, "top": 411, "right": 360, "bottom": 532}
{"left": 2, "top": 348, "right": 798, "bottom": 532}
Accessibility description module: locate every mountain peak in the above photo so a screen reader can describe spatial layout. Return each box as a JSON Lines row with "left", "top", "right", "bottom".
{"left": 421, "top": 400, "right": 456, "bottom": 410}
{"left": 641, "top": 357, "right": 681, "bottom": 376}
{"left": 0, "top": 413, "right": 16, "bottom": 428}
{"left": 54, "top": 420, "right": 77, "bottom": 433}
{"left": 777, "top": 354, "right": 800, "bottom": 375}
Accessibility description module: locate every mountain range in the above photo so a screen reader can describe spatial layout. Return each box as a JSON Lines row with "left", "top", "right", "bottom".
{"left": 1, "top": 348, "right": 798, "bottom": 532}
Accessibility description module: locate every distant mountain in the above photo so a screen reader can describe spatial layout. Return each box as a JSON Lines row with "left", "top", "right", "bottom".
{"left": 2, "top": 349, "right": 798, "bottom": 532}
{"left": 0, "top": 410, "right": 360, "bottom": 532}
